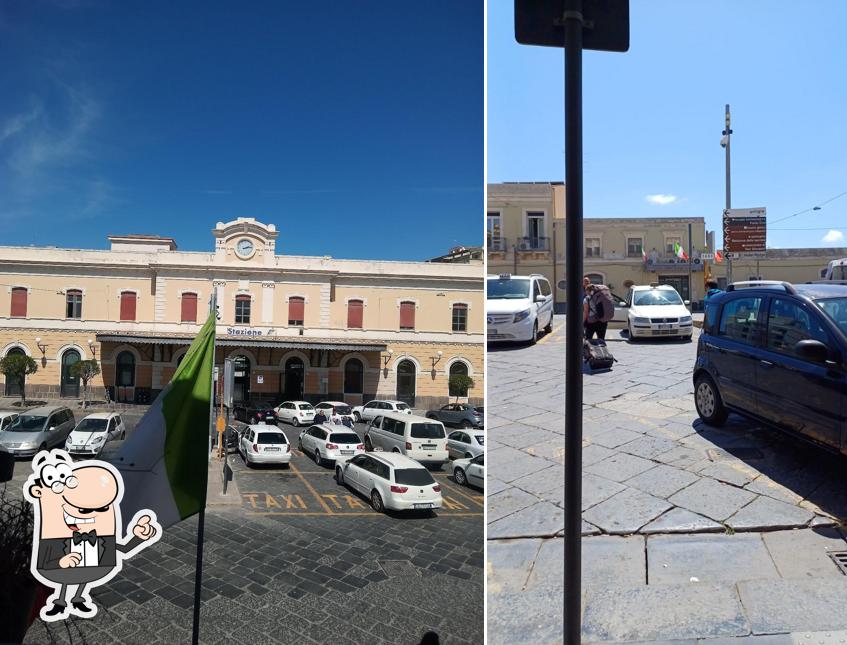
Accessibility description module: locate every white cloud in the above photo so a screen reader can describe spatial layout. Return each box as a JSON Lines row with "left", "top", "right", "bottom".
{"left": 822, "top": 230, "right": 845, "bottom": 244}
{"left": 646, "top": 194, "right": 677, "bottom": 206}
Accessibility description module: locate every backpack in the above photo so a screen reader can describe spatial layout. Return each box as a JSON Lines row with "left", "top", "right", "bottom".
{"left": 583, "top": 339, "right": 616, "bottom": 370}
{"left": 590, "top": 285, "right": 616, "bottom": 323}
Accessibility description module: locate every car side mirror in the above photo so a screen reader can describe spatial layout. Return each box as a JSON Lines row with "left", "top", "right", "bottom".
{"left": 535, "top": 295, "right": 546, "bottom": 303}
{"left": 618, "top": 301, "right": 627, "bottom": 307}
{"left": 684, "top": 300, "right": 691, "bottom": 306}
{"left": 795, "top": 339, "right": 829, "bottom": 363}
{"left": 48, "top": 426, "right": 55, "bottom": 432}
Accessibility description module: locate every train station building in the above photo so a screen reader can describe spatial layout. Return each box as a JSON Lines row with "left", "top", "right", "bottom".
{"left": 0, "top": 218, "right": 483, "bottom": 410}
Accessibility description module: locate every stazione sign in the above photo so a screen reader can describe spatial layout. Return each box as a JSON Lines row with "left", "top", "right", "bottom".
{"left": 723, "top": 207, "right": 766, "bottom": 259}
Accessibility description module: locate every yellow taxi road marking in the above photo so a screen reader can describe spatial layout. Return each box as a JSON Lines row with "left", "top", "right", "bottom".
{"left": 290, "top": 463, "right": 335, "bottom": 514}
{"left": 437, "top": 480, "right": 485, "bottom": 507}
{"left": 537, "top": 323, "right": 565, "bottom": 345}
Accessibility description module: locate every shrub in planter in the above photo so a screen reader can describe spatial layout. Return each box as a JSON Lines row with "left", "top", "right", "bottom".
{"left": 0, "top": 487, "right": 42, "bottom": 644}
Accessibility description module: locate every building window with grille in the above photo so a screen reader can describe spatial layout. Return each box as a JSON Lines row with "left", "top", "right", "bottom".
{"left": 399, "top": 301, "right": 416, "bottom": 330}
{"left": 119, "top": 291, "right": 137, "bottom": 321}
{"left": 585, "top": 238, "right": 601, "bottom": 258}
{"left": 627, "top": 237, "right": 643, "bottom": 258}
{"left": 452, "top": 303, "right": 468, "bottom": 332}
{"left": 347, "top": 299, "right": 363, "bottom": 329}
{"left": 180, "top": 292, "right": 197, "bottom": 323}
{"left": 65, "top": 290, "right": 82, "bottom": 319}
{"left": 288, "top": 297, "right": 304, "bottom": 326}
{"left": 235, "top": 295, "right": 251, "bottom": 324}
{"left": 10, "top": 287, "right": 27, "bottom": 318}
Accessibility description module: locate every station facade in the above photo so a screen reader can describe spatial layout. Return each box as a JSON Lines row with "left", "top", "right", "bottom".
{"left": 0, "top": 218, "right": 483, "bottom": 410}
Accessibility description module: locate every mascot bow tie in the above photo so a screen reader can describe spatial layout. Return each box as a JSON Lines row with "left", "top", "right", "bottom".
{"left": 72, "top": 530, "right": 98, "bottom": 546}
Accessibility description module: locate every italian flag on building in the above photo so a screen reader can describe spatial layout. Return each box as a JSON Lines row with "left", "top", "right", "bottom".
{"left": 674, "top": 242, "right": 689, "bottom": 261}
{"left": 114, "top": 313, "right": 215, "bottom": 530}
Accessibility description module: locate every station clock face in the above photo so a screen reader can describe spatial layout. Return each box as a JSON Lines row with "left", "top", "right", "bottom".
{"left": 235, "top": 238, "right": 255, "bottom": 258}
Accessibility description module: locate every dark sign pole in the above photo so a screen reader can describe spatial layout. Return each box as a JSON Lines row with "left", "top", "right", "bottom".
{"left": 515, "top": 2, "right": 628, "bottom": 642}
{"left": 562, "top": 2, "right": 584, "bottom": 643}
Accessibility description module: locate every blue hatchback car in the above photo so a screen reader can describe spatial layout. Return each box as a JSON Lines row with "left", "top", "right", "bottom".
{"left": 694, "top": 281, "right": 847, "bottom": 454}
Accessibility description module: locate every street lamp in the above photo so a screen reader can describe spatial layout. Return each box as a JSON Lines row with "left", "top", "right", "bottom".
{"left": 430, "top": 350, "right": 443, "bottom": 369}
{"left": 88, "top": 338, "right": 96, "bottom": 359}
{"left": 382, "top": 348, "right": 393, "bottom": 369}
{"left": 722, "top": 104, "right": 733, "bottom": 284}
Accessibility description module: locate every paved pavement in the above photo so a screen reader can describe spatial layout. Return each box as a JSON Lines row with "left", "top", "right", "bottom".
{"left": 487, "top": 315, "right": 847, "bottom": 644}
{"left": 11, "top": 417, "right": 483, "bottom": 644}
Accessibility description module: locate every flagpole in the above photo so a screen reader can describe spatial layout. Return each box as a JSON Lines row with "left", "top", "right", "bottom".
{"left": 191, "top": 293, "right": 216, "bottom": 645}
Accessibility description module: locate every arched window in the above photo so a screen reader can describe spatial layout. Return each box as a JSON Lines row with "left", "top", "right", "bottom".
{"left": 586, "top": 274, "right": 604, "bottom": 285}
{"left": 344, "top": 358, "right": 364, "bottom": 395}
{"left": 235, "top": 295, "right": 251, "bottom": 324}
{"left": 4, "top": 347, "right": 26, "bottom": 396}
{"left": 288, "top": 297, "right": 305, "bottom": 326}
{"left": 116, "top": 351, "right": 136, "bottom": 387}
{"left": 181, "top": 293, "right": 198, "bottom": 323}
{"left": 120, "top": 291, "right": 137, "bottom": 321}
{"left": 448, "top": 361, "right": 470, "bottom": 397}
{"left": 396, "top": 359, "right": 416, "bottom": 406}
{"left": 61, "top": 349, "right": 81, "bottom": 398}
{"left": 66, "top": 290, "right": 83, "bottom": 319}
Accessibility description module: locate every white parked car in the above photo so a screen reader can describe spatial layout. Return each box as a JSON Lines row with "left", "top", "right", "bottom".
{"left": 351, "top": 400, "right": 411, "bottom": 423}
{"left": 452, "top": 454, "right": 484, "bottom": 489}
{"left": 446, "top": 429, "right": 485, "bottom": 459}
{"left": 275, "top": 400, "right": 316, "bottom": 427}
{"left": 238, "top": 425, "right": 291, "bottom": 468}
{"left": 298, "top": 423, "right": 364, "bottom": 467}
{"left": 364, "top": 412, "right": 449, "bottom": 469}
{"left": 624, "top": 284, "right": 693, "bottom": 340}
{"left": 314, "top": 401, "right": 355, "bottom": 423}
{"left": 65, "top": 413, "right": 126, "bottom": 457}
{"left": 335, "top": 452, "right": 442, "bottom": 513}
{"left": 0, "top": 411, "right": 20, "bottom": 433}
{"left": 486, "top": 273, "right": 554, "bottom": 344}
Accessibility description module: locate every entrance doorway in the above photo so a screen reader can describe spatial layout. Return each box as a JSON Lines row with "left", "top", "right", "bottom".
{"left": 283, "top": 357, "right": 304, "bottom": 401}
{"left": 231, "top": 355, "right": 251, "bottom": 404}
{"left": 658, "top": 275, "right": 690, "bottom": 301}
{"left": 4, "top": 347, "right": 25, "bottom": 397}
{"left": 60, "top": 349, "right": 81, "bottom": 398}
{"left": 396, "top": 360, "right": 416, "bottom": 407}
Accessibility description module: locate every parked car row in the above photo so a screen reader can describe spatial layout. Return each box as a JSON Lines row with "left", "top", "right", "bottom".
{"left": 0, "top": 407, "right": 127, "bottom": 458}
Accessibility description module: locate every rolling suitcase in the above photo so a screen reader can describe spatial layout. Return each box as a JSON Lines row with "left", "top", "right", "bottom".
{"left": 583, "top": 339, "right": 615, "bottom": 370}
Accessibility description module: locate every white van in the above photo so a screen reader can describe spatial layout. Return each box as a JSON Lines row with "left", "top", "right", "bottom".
{"left": 486, "top": 273, "right": 554, "bottom": 344}
{"left": 364, "top": 411, "right": 449, "bottom": 468}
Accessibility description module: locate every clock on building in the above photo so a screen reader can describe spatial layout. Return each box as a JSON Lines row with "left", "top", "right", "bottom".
{"left": 235, "top": 238, "right": 255, "bottom": 259}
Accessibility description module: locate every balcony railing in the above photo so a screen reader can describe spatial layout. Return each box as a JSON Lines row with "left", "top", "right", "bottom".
{"left": 487, "top": 236, "right": 508, "bottom": 252}
{"left": 516, "top": 236, "right": 550, "bottom": 251}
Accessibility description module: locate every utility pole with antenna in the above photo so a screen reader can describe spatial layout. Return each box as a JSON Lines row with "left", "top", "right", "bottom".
{"left": 721, "top": 104, "right": 733, "bottom": 284}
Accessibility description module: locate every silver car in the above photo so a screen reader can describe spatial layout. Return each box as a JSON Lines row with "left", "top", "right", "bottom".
{"left": 0, "top": 406, "right": 76, "bottom": 458}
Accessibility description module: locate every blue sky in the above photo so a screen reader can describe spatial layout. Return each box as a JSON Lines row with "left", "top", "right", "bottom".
{"left": 0, "top": 1, "right": 482, "bottom": 260}
{"left": 488, "top": 0, "right": 847, "bottom": 250}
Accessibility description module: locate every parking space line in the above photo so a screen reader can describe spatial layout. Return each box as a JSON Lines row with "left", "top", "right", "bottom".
{"left": 290, "top": 463, "right": 335, "bottom": 514}
{"left": 537, "top": 323, "right": 564, "bottom": 345}
{"left": 437, "top": 478, "right": 484, "bottom": 507}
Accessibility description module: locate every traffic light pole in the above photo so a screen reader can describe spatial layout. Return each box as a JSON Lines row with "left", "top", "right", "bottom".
{"left": 563, "top": 1, "right": 584, "bottom": 642}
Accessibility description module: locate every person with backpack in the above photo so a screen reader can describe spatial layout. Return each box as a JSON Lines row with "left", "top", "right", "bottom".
{"left": 704, "top": 279, "right": 723, "bottom": 304}
{"left": 584, "top": 283, "right": 616, "bottom": 342}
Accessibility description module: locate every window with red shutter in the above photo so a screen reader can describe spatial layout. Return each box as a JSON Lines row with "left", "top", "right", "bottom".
{"left": 399, "top": 301, "right": 415, "bottom": 330}
{"left": 181, "top": 293, "right": 198, "bottom": 322}
{"left": 10, "top": 288, "right": 27, "bottom": 318}
{"left": 120, "top": 291, "right": 137, "bottom": 321}
{"left": 288, "top": 297, "right": 305, "bottom": 326}
{"left": 347, "top": 300, "right": 363, "bottom": 329}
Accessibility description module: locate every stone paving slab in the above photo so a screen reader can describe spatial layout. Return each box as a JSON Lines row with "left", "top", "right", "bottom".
{"left": 647, "top": 534, "right": 779, "bottom": 585}
{"left": 641, "top": 508, "right": 723, "bottom": 534}
{"left": 738, "top": 579, "right": 847, "bottom": 635}
{"left": 582, "top": 583, "right": 750, "bottom": 642}
{"left": 761, "top": 527, "right": 847, "bottom": 578}
{"left": 582, "top": 487, "right": 672, "bottom": 535}
{"left": 727, "top": 495, "right": 815, "bottom": 531}
{"left": 668, "top": 478, "right": 757, "bottom": 522}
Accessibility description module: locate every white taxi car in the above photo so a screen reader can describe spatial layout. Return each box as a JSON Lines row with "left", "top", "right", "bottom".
{"left": 298, "top": 424, "right": 364, "bottom": 467}
{"left": 65, "top": 412, "right": 126, "bottom": 456}
{"left": 486, "top": 274, "right": 554, "bottom": 344}
{"left": 351, "top": 400, "right": 411, "bottom": 423}
{"left": 452, "top": 454, "right": 484, "bottom": 489}
{"left": 275, "top": 400, "right": 316, "bottom": 427}
{"left": 334, "top": 452, "right": 442, "bottom": 513}
{"left": 625, "top": 284, "right": 693, "bottom": 340}
{"left": 238, "top": 425, "right": 292, "bottom": 468}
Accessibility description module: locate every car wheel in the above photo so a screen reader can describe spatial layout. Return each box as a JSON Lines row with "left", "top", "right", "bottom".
{"left": 529, "top": 321, "right": 538, "bottom": 345}
{"left": 314, "top": 449, "right": 324, "bottom": 467}
{"left": 335, "top": 467, "right": 345, "bottom": 485}
{"left": 292, "top": 418, "right": 299, "bottom": 427}
{"left": 628, "top": 322, "right": 638, "bottom": 342}
{"left": 364, "top": 436, "right": 373, "bottom": 451}
{"left": 370, "top": 490, "right": 385, "bottom": 513}
{"left": 694, "top": 374, "right": 728, "bottom": 426}
{"left": 461, "top": 420, "right": 472, "bottom": 429}
{"left": 544, "top": 317, "right": 553, "bottom": 334}
{"left": 464, "top": 452, "right": 473, "bottom": 459}
{"left": 454, "top": 467, "right": 467, "bottom": 486}
{"left": 354, "top": 412, "right": 362, "bottom": 423}
{"left": 392, "top": 447, "right": 401, "bottom": 453}
{"left": 120, "top": 430, "right": 126, "bottom": 440}
{"left": 298, "top": 438, "right": 303, "bottom": 451}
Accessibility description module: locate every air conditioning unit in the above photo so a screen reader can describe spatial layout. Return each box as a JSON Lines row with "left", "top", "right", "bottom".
{"left": 518, "top": 242, "right": 531, "bottom": 251}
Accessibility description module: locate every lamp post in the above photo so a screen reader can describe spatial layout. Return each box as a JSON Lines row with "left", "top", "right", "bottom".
{"left": 721, "top": 104, "right": 733, "bottom": 284}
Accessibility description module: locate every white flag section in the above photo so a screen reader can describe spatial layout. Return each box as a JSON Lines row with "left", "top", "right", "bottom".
{"left": 113, "top": 314, "right": 216, "bottom": 531}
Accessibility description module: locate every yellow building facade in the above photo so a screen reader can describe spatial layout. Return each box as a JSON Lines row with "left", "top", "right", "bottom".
{"left": 0, "top": 218, "right": 483, "bottom": 409}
